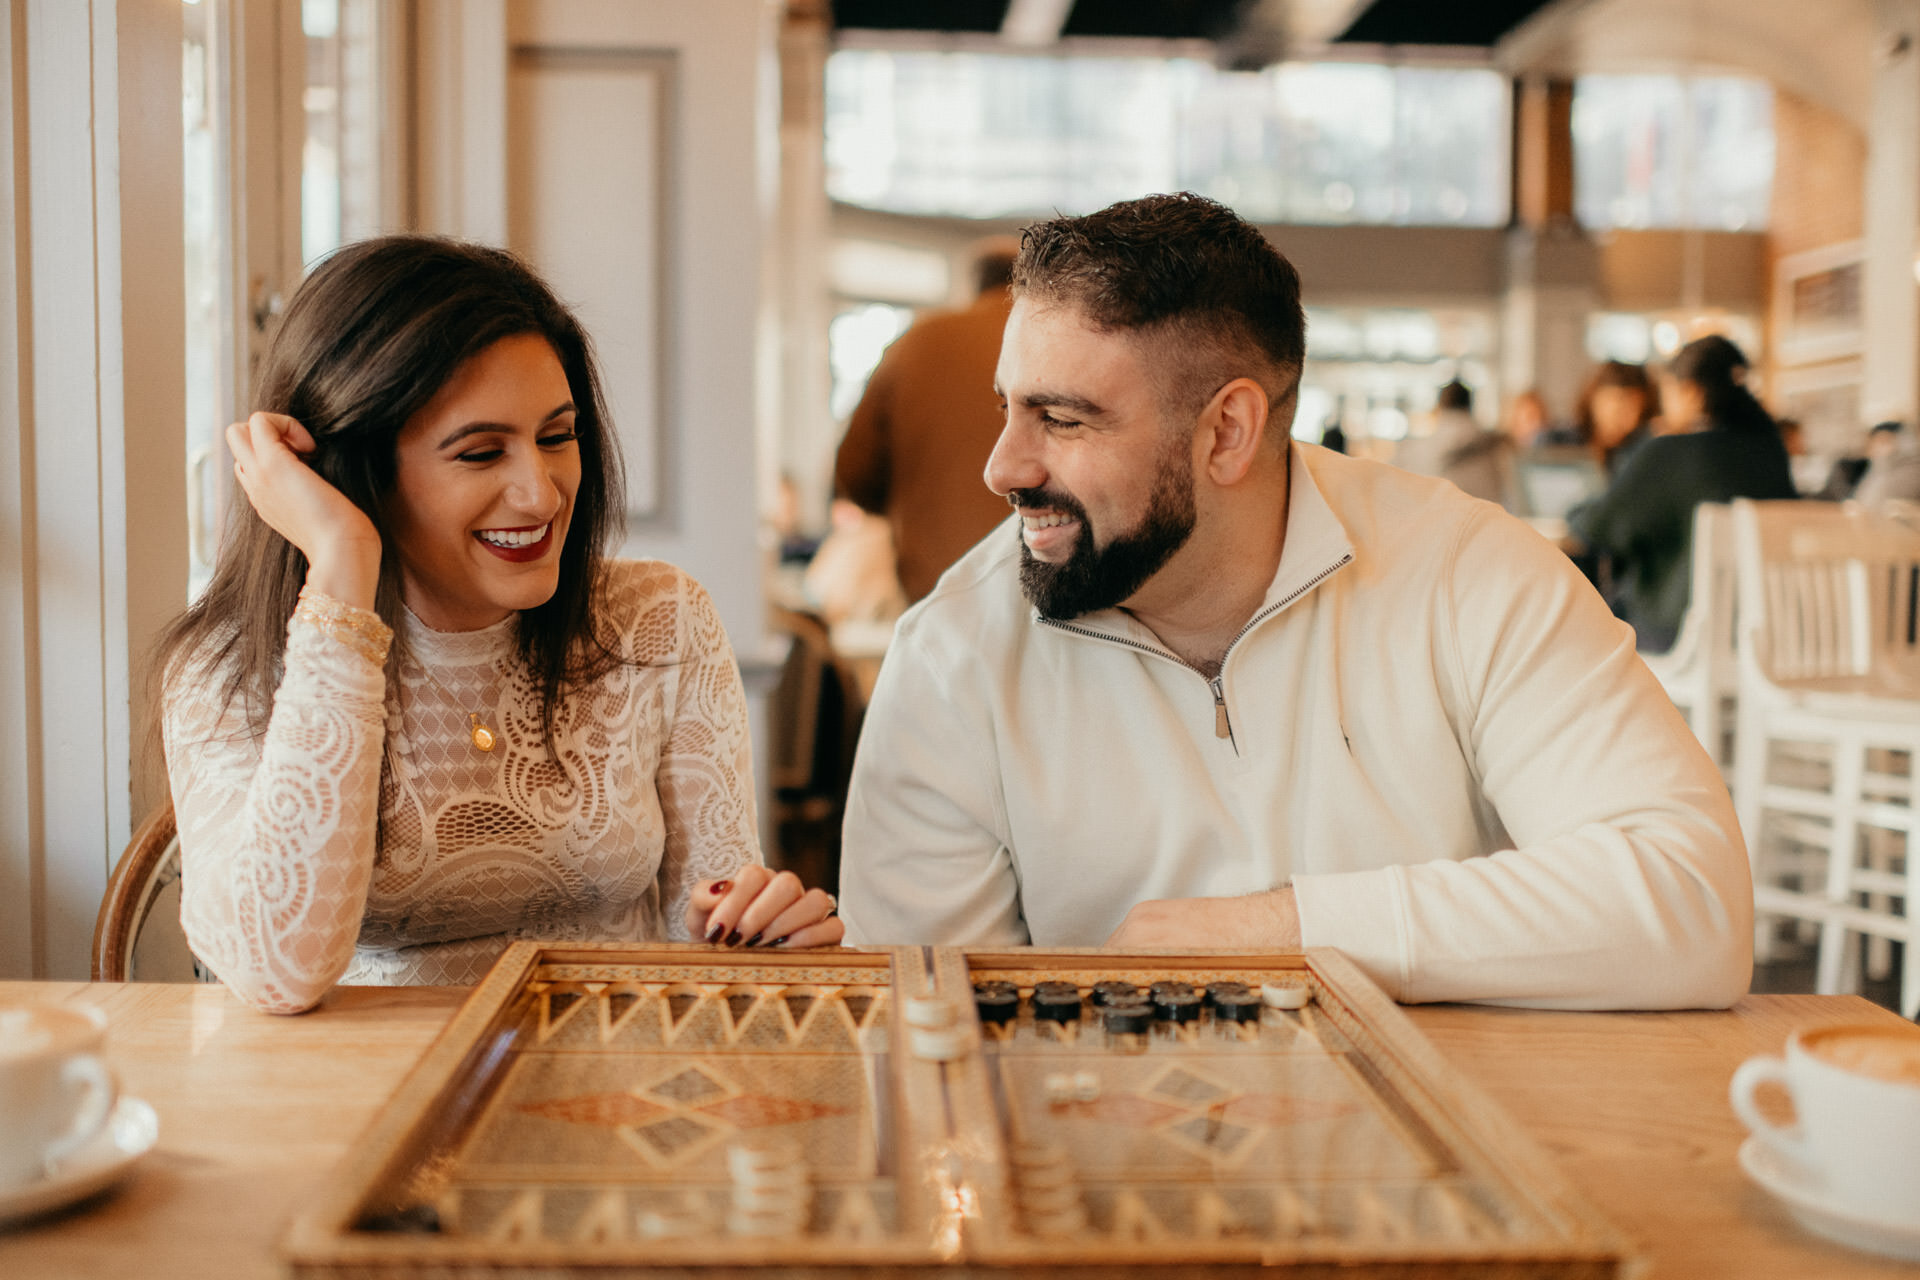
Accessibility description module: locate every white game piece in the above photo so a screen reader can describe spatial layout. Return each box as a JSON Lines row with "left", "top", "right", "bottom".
{"left": 908, "top": 1025, "right": 972, "bottom": 1061}
{"left": 1010, "top": 1141, "right": 1069, "bottom": 1169}
{"left": 727, "top": 1141, "right": 799, "bottom": 1180}
{"left": 1072, "top": 1070, "right": 1100, "bottom": 1102}
{"left": 1261, "top": 982, "right": 1311, "bottom": 1009}
{"left": 1044, "top": 1072, "right": 1073, "bottom": 1105}
{"left": 903, "top": 995, "right": 957, "bottom": 1029}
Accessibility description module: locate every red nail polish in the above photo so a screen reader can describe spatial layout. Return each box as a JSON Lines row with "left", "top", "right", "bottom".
{"left": 705, "top": 922, "right": 725, "bottom": 944}
{"left": 744, "top": 933, "right": 764, "bottom": 948}
{"left": 724, "top": 929, "right": 743, "bottom": 947}
{"left": 711, "top": 879, "right": 731, "bottom": 895}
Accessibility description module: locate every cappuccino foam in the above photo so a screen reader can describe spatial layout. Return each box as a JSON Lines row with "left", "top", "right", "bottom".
{"left": 0, "top": 1004, "right": 100, "bottom": 1061}
{"left": 1806, "top": 1025, "right": 1920, "bottom": 1087}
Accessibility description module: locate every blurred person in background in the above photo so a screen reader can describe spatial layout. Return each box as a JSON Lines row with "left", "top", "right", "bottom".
{"left": 1852, "top": 420, "right": 1920, "bottom": 507}
{"left": 835, "top": 237, "right": 1020, "bottom": 603}
{"left": 803, "top": 498, "right": 908, "bottom": 629}
{"left": 1392, "top": 379, "right": 1513, "bottom": 507}
{"left": 1575, "top": 361, "right": 1658, "bottom": 476}
{"left": 1563, "top": 335, "right": 1796, "bottom": 651}
{"left": 1503, "top": 387, "right": 1582, "bottom": 452}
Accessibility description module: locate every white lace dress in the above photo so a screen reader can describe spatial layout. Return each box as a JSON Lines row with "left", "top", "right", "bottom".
{"left": 163, "top": 560, "right": 761, "bottom": 1013}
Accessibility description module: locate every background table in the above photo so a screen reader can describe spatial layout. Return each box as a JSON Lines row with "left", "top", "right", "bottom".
{"left": 0, "top": 980, "right": 1913, "bottom": 1278}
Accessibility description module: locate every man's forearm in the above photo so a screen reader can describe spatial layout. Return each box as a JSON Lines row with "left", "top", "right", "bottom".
{"left": 1103, "top": 887, "right": 1301, "bottom": 949}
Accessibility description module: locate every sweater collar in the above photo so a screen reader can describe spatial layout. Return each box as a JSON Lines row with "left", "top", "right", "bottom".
{"left": 1033, "top": 441, "right": 1357, "bottom": 649}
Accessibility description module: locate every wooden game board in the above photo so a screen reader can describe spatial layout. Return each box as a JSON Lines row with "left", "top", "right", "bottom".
{"left": 283, "top": 944, "right": 1631, "bottom": 1277}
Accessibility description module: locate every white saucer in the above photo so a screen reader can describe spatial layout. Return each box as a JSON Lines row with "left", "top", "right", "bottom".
{"left": 1739, "top": 1135, "right": 1920, "bottom": 1262}
{"left": 0, "top": 1097, "right": 158, "bottom": 1228}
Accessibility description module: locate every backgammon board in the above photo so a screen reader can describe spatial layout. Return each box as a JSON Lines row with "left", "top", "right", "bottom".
{"left": 283, "top": 944, "right": 1631, "bottom": 1277}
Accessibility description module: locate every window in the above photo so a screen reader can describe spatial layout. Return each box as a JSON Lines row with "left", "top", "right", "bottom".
{"left": 828, "top": 303, "right": 914, "bottom": 420}
{"left": 302, "top": 0, "right": 389, "bottom": 264}
{"left": 825, "top": 49, "right": 1509, "bottom": 226}
{"left": 182, "top": 0, "right": 399, "bottom": 597}
{"left": 1572, "top": 75, "right": 1773, "bottom": 231}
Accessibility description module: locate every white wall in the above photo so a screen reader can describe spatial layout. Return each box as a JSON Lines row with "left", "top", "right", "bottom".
{"left": 1, "top": 0, "right": 186, "bottom": 980}
{"left": 415, "top": 0, "right": 777, "bottom": 658}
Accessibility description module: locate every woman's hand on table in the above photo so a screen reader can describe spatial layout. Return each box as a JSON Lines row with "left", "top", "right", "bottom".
{"left": 687, "top": 867, "right": 843, "bottom": 949}
{"left": 227, "top": 411, "right": 383, "bottom": 609}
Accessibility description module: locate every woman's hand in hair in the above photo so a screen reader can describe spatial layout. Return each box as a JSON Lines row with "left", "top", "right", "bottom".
{"left": 227, "top": 412, "right": 383, "bottom": 610}
{"left": 687, "top": 867, "right": 844, "bottom": 950}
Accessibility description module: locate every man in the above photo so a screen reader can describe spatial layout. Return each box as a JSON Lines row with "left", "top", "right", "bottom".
{"left": 1853, "top": 420, "right": 1920, "bottom": 506}
{"left": 1391, "top": 379, "right": 1514, "bottom": 508}
{"left": 835, "top": 238, "right": 1021, "bottom": 602}
{"left": 839, "top": 193, "right": 1750, "bottom": 1010}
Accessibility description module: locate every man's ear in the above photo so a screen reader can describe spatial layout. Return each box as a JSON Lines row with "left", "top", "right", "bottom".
{"left": 1202, "top": 378, "right": 1270, "bottom": 485}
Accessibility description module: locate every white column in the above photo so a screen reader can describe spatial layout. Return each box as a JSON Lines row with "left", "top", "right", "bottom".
{"left": 1862, "top": 0, "right": 1920, "bottom": 425}
{"left": 414, "top": 0, "right": 508, "bottom": 245}
{"left": 1502, "top": 226, "right": 1600, "bottom": 423}
{"left": 767, "top": 5, "right": 835, "bottom": 533}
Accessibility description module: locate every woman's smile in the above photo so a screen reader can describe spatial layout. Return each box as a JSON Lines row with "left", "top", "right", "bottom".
{"left": 389, "top": 333, "right": 582, "bottom": 631}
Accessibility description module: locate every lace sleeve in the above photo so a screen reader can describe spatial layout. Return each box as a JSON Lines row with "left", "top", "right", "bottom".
{"left": 651, "top": 573, "right": 763, "bottom": 939}
{"left": 164, "top": 589, "right": 393, "bottom": 1013}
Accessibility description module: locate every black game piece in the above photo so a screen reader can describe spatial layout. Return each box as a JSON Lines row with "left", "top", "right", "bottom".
{"left": 974, "top": 982, "right": 1019, "bottom": 1024}
{"left": 1203, "top": 981, "right": 1252, "bottom": 1009}
{"left": 1151, "top": 990, "right": 1202, "bottom": 1023}
{"left": 1090, "top": 980, "right": 1142, "bottom": 1008}
{"left": 1032, "top": 980, "right": 1082, "bottom": 1022}
{"left": 1104, "top": 1004, "right": 1152, "bottom": 1035}
{"left": 1148, "top": 980, "right": 1195, "bottom": 1002}
{"left": 1211, "top": 989, "right": 1262, "bottom": 1023}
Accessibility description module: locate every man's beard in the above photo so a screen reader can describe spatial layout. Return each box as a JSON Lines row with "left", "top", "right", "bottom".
{"left": 1014, "top": 441, "right": 1197, "bottom": 620}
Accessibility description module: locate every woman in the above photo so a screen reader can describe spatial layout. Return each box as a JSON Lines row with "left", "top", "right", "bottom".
{"left": 1564, "top": 335, "right": 1796, "bottom": 652}
{"left": 157, "top": 237, "right": 841, "bottom": 1015}
{"left": 1574, "top": 360, "right": 1658, "bottom": 476}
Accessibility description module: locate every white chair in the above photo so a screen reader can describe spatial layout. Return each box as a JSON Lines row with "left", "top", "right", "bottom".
{"left": 1642, "top": 502, "right": 1739, "bottom": 772}
{"left": 1729, "top": 498, "right": 1920, "bottom": 1018}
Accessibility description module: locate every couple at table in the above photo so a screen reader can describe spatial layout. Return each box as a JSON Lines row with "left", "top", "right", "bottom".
{"left": 157, "top": 195, "right": 1751, "bottom": 1017}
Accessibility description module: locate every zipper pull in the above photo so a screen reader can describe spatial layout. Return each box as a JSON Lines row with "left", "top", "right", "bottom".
{"left": 1209, "top": 676, "right": 1232, "bottom": 740}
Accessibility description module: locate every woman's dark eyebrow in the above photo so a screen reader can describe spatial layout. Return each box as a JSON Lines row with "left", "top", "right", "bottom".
{"left": 435, "top": 402, "right": 576, "bottom": 451}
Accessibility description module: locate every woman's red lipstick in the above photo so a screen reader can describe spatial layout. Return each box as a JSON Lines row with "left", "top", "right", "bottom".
{"left": 474, "top": 524, "right": 554, "bottom": 563}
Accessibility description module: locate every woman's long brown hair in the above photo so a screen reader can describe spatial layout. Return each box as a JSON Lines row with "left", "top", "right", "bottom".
{"left": 154, "top": 235, "right": 628, "bottom": 751}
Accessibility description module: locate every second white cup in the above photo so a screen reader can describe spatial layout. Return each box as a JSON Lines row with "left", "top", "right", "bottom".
{"left": 0, "top": 1002, "right": 119, "bottom": 1189}
{"left": 1729, "top": 1021, "right": 1920, "bottom": 1225}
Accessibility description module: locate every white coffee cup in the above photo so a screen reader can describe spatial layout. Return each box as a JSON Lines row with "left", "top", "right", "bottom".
{"left": 1730, "top": 1021, "right": 1920, "bottom": 1223}
{"left": 0, "top": 1003, "right": 119, "bottom": 1189}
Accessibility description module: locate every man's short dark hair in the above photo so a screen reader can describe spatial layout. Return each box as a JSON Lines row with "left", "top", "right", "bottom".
{"left": 1012, "top": 193, "right": 1306, "bottom": 424}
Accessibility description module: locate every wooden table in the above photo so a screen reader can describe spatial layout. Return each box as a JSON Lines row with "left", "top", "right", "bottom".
{"left": 0, "top": 981, "right": 1913, "bottom": 1278}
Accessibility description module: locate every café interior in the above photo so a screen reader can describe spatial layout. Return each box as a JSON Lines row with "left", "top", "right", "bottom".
{"left": 4, "top": 0, "right": 1920, "bottom": 1272}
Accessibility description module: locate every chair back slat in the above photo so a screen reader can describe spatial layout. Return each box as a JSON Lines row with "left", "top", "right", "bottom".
{"left": 1700, "top": 504, "right": 1739, "bottom": 684}
{"left": 1735, "top": 498, "right": 1920, "bottom": 687}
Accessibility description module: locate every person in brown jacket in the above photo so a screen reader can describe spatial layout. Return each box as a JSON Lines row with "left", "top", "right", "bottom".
{"left": 834, "top": 239, "right": 1018, "bottom": 602}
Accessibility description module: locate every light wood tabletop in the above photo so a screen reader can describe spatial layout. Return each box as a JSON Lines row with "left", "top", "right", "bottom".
{"left": 0, "top": 980, "right": 1913, "bottom": 1277}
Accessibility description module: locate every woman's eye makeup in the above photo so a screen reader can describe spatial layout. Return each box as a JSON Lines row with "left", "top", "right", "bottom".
{"left": 448, "top": 426, "right": 576, "bottom": 462}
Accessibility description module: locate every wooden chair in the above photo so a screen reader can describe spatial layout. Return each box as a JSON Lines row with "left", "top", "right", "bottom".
{"left": 1641, "top": 502, "right": 1739, "bottom": 772}
{"left": 91, "top": 801, "right": 206, "bottom": 982}
{"left": 765, "top": 607, "right": 868, "bottom": 894}
{"left": 1729, "top": 498, "right": 1920, "bottom": 1017}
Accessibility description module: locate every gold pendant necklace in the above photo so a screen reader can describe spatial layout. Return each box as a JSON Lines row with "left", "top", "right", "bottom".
{"left": 413, "top": 662, "right": 498, "bottom": 753}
